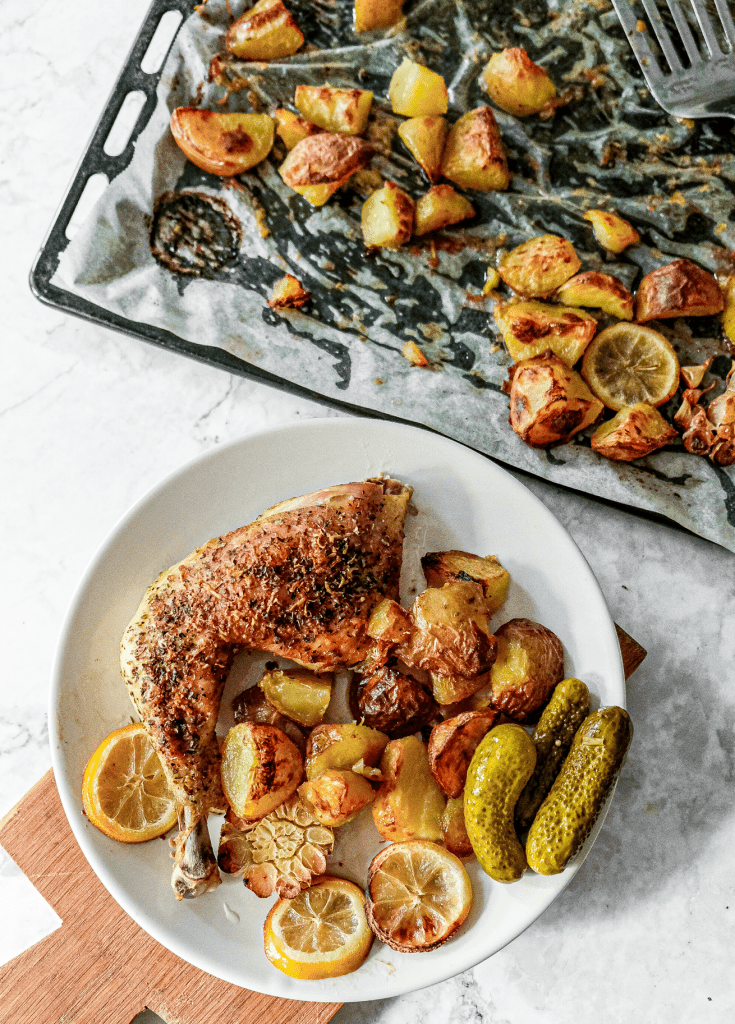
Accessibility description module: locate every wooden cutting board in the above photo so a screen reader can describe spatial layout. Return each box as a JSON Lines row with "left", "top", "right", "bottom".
{"left": 0, "top": 625, "right": 645, "bottom": 1024}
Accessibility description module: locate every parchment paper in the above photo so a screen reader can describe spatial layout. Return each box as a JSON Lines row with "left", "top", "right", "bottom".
{"left": 53, "top": 0, "right": 735, "bottom": 551}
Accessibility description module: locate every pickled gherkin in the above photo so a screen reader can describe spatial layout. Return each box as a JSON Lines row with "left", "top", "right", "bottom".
{"left": 515, "top": 677, "right": 590, "bottom": 834}
{"left": 526, "top": 706, "right": 632, "bottom": 875}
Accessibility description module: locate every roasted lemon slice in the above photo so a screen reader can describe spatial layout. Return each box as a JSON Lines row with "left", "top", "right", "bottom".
{"left": 82, "top": 723, "right": 178, "bottom": 843}
{"left": 581, "top": 322, "right": 680, "bottom": 411}
{"left": 264, "top": 876, "right": 373, "bottom": 979}
{"left": 365, "top": 840, "right": 472, "bottom": 952}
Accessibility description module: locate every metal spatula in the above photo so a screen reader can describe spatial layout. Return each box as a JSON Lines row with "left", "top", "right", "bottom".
{"left": 611, "top": 0, "right": 735, "bottom": 119}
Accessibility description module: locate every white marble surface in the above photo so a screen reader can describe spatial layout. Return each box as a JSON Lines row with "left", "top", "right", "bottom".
{"left": 2, "top": 1, "right": 734, "bottom": 1021}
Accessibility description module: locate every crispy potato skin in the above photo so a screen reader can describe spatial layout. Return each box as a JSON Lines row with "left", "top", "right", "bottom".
{"left": 440, "top": 107, "right": 510, "bottom": 191}
{"left": 349, "top": 662, "right": 438, "bottom": 738}
{"left": 489, "top": 618, "right": 564, "bottom": 723}
{"left": 170, "top": 109, "right": 275, "bottom": 176}
{"left": 298, "top": 769, "right": 375, "bottom": 826}
{"left": 397, "top": 116, "right": 449, "bottom": 183}
{"left": 584, "top": 209, "right": 640, "bottom": 253}
{"left": 221, "top": 722, "right": 303, "bottom": 820}
{"left": 504, "top": 351, "right": 604, "bottom": 447}
{"left": 226, "top": 0, "right": 304, "bottom": 60}
{"left": 267, "top": 274, "right": 311, "bottom": 309}
{"left": 428, "top": 709, "right": 499, "bottom": 798}
{"left": 372, "top": 736, "right": 446, "bottom": 841}
{"left": 421, "top": 551, "right": 509, "bottom": 616}
{"left": 556, "top": 271, "right": 634, "bottom": 321}
{"left": 355, "top": 0, "right": 404, "bottom": 31}
{"left": 279, "top": 133, "right": 374, "bottom": 186}
{"left": 499, "top": 235, "right": 581, "bottom": 298}
{"left": 591, "top": 403, "right": 677, "bottom": 461}
{"left": 494, "top": 301, "right": 597, "bottom": 366}
{"left": 294, "top": 85, "right": 373, "bottom": 135}
{"left": 636, "top": 259, "right": 724, "bottom": 321}
{"left": 481, "top": 48, "right": 556, "bottom": 117}
{"left": 414, "top": 185, "right": 475, "bottom": 236}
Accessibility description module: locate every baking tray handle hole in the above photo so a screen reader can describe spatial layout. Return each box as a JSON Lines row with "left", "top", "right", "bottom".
{"left": 65, "top": 173, "right": 109, "bottom": 241}
{"left": 103, "top": 91, "right": 148, "bottom": 158}
{"left": 140, "top": 9, "right": 184, "bottom": 75}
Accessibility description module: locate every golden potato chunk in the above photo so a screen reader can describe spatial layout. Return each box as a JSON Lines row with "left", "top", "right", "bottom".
{"left": 361, "top": 181, "right": 415, "bottom": 248}
{"left": 279, "top": 133, "right": 374, "bottom": 205}
{"left": 420, "top": 550, "right": 510, "bottom": 616}
{"left": 499, "top": 235, "right": 581, "bottom": 298}
{"left": 295, "top": 85, "right": 373, "bottom": 136}
{"left": 258, "top": 668, "right": 332, "bottom": 726}
{"left": 584, "top": 209, "right": 640, "bottom": 253}
{"left": 372, "top": 735, "right": 446, "bottom": 841}
{"left": 440, "top": 107, "right": 510, "bottom": 192}
{"left": 355, "top": 0, "right": 404, "bottom": 31}
{"left": 428, "top": 709, "right": 499, "bottom": 798}
{"left": 556, "top": 271, "right": 634, "bottom": 321}
{"left": 591, "top": 403, "right": 677, "bottom": 461}
{"left": 349, "top": 663, "right": 437, "bottom": 738}
{"left": 267, "top": 274, "right": 311, "bottom": 309}
{"left": 481, "top": 48, "right": 556, "bottom": 117}
{"left": 298, "top": 769, "right": 375, "bottom": 826}
{"left": 402, "top": 340, "right": 430, "bottom": 366}
{"left": 170, "top": 109, "right": 274, "bottom": 177}
{"left": 273, "top": 108, "right": 323, "bottom": 150}
{"left": 503, "top": 351, "right": 604, "bottom": 448}
{"left": 226, "top": 0, "right": 303, "bottom": 61}
{"left": 724, "top": 276, "right": 735, "bottom": 345}
{"left": 305, "top": 723, "right": 389, "bottom": 780}
{"left": 366, "top": 598, "right": 413, "bottom": 644}
{"left": 489, "top": 618, "right": 564, "bottom": 723}
{"left": 221, "top": 722, "right": 304, "bottom": 820}
{"left": 636, "top": 259, "right": 724, "bottom": 322}
{"left": 440, "top": 796, "right": 473, "bottom": 858}
{"left": 494, "top": 301, "right": 597, "bottom": 366}
{"left": 397, "top": 116, "right": 449, "bottom": 183}
{"left": 414, "top": 185, "right": 475, "bottom": 236}
{"left": 389, "top": 57, "right": 448, "bottom": 116}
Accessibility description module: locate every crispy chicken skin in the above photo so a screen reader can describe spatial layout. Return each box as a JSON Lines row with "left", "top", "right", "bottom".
{"left": 120, "top": 478, "right": 411, "bottom": 899}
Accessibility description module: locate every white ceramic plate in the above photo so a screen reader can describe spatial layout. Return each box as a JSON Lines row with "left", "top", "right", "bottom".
{"left": 50, "top": 418, "right": 625, "bottom": 1002}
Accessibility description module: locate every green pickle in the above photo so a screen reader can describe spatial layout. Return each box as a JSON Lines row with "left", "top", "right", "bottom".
{"left": 515, "top": 677, "right": 591, "bottom": 833}
{"left": 464, "top": 724, "right": 536, "bottom": 883}
{"left": 526, "top": 705, "right": 633, "bottom": 875}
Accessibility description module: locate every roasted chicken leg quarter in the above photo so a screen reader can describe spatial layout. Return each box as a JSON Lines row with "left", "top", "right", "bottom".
{"left": 120, "top": 478, "right": 412, "bottom": 899}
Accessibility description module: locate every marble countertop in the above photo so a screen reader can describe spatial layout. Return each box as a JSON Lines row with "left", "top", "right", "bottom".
{"left": 2, "top": 2, "right": 733, "bottom": 1021}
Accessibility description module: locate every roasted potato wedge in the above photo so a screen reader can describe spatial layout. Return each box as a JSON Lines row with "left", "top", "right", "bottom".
{"left": 305, "top": 722, "right": 389, "bottom": 780}
{"left": 366, "top": 598, "right": 413, "bottom": 644}
{"left": 355, "top": 0, "right": 404, "bottom": 31}
{"left": 258, "top": 667, "right": 332, "bottom": 726}
{"left": 489, "top": 618, "right": 564, "bottom": 723}
{"left": 494, "top": 300, "right": 597, "bottom": 366}
{"left": 349, "top": 662, "right": 437, "bottom": 738}
{"left": 414, "top": 185, "right": 475, "bottom": 236}
{"left": 504, "top": 351, "right": 604, "bottom": 448}
{"left": 584, "top": 209, "right": 640, "bottom": 253}
{"left": 170, "top": 109, "right": 275, "bottom": 177}
{"left": 298, "top": 769, "right": 375, "bottom": 826}
{"left": 267, "top": 274, "right": 311, "bottom": 309}
{"left": 232, "top": 686, "right": 306, "bottom": 754}
{"left": 402, "top": 340, "right": 430, "bottom": 366}
{"left": 428, "top": 709, "right": 499, "bottom": 798}
{"left": 294, "top": 85, "right": 373, "bottom": 135}
{"left": 226, "top": 0, "right": 303, "bottom": 60}
{"left": 440, "top": 107, "right": 510, "bottom": 192}
{"left": 481, "top": 48, "right": 556, "bottom": 117}
{"left": 279, "top": 133, "right": 374, "bottom": 205}
{"left": 361, "top": 181, "right": 414, "bottom": 248}
{"left": 397, "top": 116, "right": 449, "bottom": 183}
{"left": 636, "top": 258, "right": 724, "bottom": 322}
{"left": 372, "top": 735, "right": 446, "bottom": 841}
{"left": 421, "top": 551, "right": 510, "bottom": 616}
{"left": 273, "top": 108, "right": 323, "bottom": 150}
{"left": 591, "top": 402, "right": 677, "bottom": 461}
{"left": 389, "top": 57, "right": 448, "bottom": 116}
{"left": 221, "top": 722, "right": 303, "bottom": 819}
{"left": 556, "top": 271, "right": 634, "bottom": 321}
{"left": 499, "top": 235, "right": 581, "bottom": 298}
{"left": 440, "top": 797, "right": 474, "bottom": 858}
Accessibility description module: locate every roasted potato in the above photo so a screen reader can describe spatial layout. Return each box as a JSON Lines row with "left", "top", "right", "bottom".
{"left": 399, "top": 582, "right": 495, "bottom": 682}
{"left": 440, "top": 107, "right": 510, "bottom": 192}
{"left": 440, "top": 797, "right": 473, "bottom": 858}
{"left": 503, "top": 351, "right": 604, "bottom": 447}
{"left": 279, "top": 133, "right": 374, "bottom": 205}
{"left": 494, "top": 300, "right": 597, "bottom": 366}
{"left": 421, "top": 551, "right": 510, "bottom": 616}
{"left": 355, "top": 0, "right": 404, "bottom": 31}
{"left": 294, "top": 85, "right": 373, "bottom": 136}
{"left": 414, "top": 185, "right": 475, "bottom": 236}
{"left": 267, "top": 274, "right": 311, "bottom": 309}
{"left": 402, "top": 340, "right": 430, "bottom": 366}
{"left": 170, "top": 109, "right": 274, "bottom": 177}
{"left": 298, "top": 769, "right": 375, "bottom": 826}
{"left": 481, "top": 47, "right": 556, "bottom": 117}
{"left": 584, "top": 209, "right": 640, "bottom": 253}
{"left": 591, "top": 403, "right": 678, "bottom": 461}
{"left": 366, "top": 598, "right": 413, "bottom": 644}
{"left": 361, "top": 181, "right": 415, "bottom": 248}
{"left": 232, "top": 686, "right": 306, "bottom": 754}
{"left": 489, "top": 618, "right": 565, "bottom": 723}
{"left": 499, "top": 235, "right": 581, "bottom": 298}
{"left": 226, "top": 0, "right": 303, "bottom": 60}
{"left": 389, "top": 57, "right": 448, "bottom": 116}
{"left": 221, "top": 722, "right": 303, "bottom": 819}
{"left": 397, "top": 116, "right": 449, "bottom": 183}
{"left": 273, "top": 108, "right": 323, "bottom": 150}
{"left": 556, "top": 271, "right": 634, "bottom": 321}
{"left": 428, "top": 709, "right": 499, "bottom": 798}
{"left": 305, "top": 722, "right": 389, "bottom": 780}
{"left": 636, "top": 258, "right": 724, "bottom": 322}
{"left": 259, "top": 667, "right": 332, "bottom": 726}
{"left": 723, "top": 276, "right": 735, "bottom": 344}
{"left": 372, "top": 735, "right": 446, "bottom": 841}
{"left": 349, "top": 662, "right": 437, "bottom": 738}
